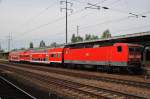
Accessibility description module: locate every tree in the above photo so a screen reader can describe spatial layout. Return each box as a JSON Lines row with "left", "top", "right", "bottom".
{"left": 12, "top": 49, "right": 18, "bottom": 51}
{"left": 85, "top": 34, "right": 91, "bottom": 41}
{"left": 71, "top": 34, "right": 83, "bottom": 43}
{"left": 76, "top": 36, "right": 83, "bottom": 42}
{"left": 39, "top": 40, "right": 46, "bottom": 48}
{"left": 50, "top": 42, "right": 57, "bottom": 47}
{"left": 71, "top": 34, "right": 76, "bottom": 43}
{"left": 85, "top": 34, "right": 99, "bottom": 41}
{"left": 91, "top": 35, "right": 99, "bottom": 40}
{"left": 20, "top": 48, "right": 25, "bottom": 50}
{"left": 101, "top": 29, "right": 111, "bottom": 38}
{"left": 29, "top": 42, "right": 34, "bottom": 48}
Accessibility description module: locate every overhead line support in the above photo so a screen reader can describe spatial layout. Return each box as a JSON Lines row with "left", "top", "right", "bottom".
{"left": 60, "top": 0, "right": 73, "bottom": 44}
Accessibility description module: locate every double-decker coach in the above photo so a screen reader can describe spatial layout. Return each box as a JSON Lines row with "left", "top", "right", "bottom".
{"left": 29, "top": 47, "right": 64, "bottom": 64}
{"left": 9, "top": 51, "right": 21, "bottom": 62}
{"left": 19, "top": 50, "right": 31, "bottom": 62}
{"left": 30, "top": 48, "right": 48, "bottom": 64}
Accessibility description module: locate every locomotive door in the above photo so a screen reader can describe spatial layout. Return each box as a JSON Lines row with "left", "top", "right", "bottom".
{"left": 108, "top": 47, "right": 112, "bottom": 66}
{"left": 105, "top": 47, "right": 111, "bottom": 66}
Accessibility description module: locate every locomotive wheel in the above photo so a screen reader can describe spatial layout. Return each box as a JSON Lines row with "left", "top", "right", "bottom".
{"left": 127, "top": 67, "right": 142, "bottom": 74}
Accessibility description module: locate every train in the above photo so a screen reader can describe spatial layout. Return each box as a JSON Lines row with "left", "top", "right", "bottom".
{"left": 9, "top": 43, "right": 143, "bottom": 73}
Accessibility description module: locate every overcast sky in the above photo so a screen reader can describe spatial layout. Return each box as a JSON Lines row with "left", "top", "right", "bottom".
{"left": 0, "top": 0, "right": 150, "bottom": 51}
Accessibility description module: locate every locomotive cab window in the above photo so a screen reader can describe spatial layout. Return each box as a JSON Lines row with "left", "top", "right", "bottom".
{"left": 117, "top": 46, "right": 122, "bottom": 52}
{"left": 129, "top": 48, "right": 134, "bottom": 52}
{"left": 50, "top": 54, "right": 56, "bottom": 58}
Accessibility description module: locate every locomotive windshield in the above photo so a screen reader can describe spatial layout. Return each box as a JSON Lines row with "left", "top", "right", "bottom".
{"left": 129, "top": 47, "right": 142, "bottom": 52}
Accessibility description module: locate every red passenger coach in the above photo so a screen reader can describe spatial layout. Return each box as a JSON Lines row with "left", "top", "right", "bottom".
{"left": 30, "top": 49, "right": 48, "bottom": 64}
{"left": 19, "top": 50, "right": 31, "bottom": 62}
{"left": 29, "top": 48, "right": 64, "bottom": 64}
{"left": 9, "top": 51, "right": 21, "bottom": 62}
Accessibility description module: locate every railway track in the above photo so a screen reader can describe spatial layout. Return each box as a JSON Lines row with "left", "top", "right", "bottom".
{"left": 2, "top": 62, "right": 150, "bottom": 90}
{"left": 0, "top": 75, "right": 37, "bottom": 99}
{"left": 0, "top": 62, "right": 148, "bottom": 99}
{"left": 21, "top": 71, "right": 146, "bottom": 99}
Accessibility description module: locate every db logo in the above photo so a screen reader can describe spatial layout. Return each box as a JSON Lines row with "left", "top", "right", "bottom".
{"left": 86, "top": 53, "right": 89, "bottom": 56}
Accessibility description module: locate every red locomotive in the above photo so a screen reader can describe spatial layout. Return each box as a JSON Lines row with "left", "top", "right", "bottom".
{"left": 9, "top": 43, "right": 143, "bottom": 73}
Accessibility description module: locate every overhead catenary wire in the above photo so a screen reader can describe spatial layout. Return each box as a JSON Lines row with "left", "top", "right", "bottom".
{"left": 17, "top": 0, "right": 120, "bottom": 37}
{"left": 17, "top": 0, "right": 109, "bottom": 38}
{"left": 13, "top": 0, "right": 57, "bottom": 33}
{"left": 42, "top": 24, "right": 150, "bottom": 41}
{"left": 68, "top": 17, "right": 129, "bottom": 33}
{"left": 69, "top": 0, "right": 122, "bottom": 23}
{"left": 115, "top": 25, "right": 150, "bottom": 33}
{"left": 18, "top": 8, "right": 86, "bottom": 36}
{"left": 67, "top": 9, "right": 149, "bottom": 34}
{"left": 71, "top": 0, "right": 87, "bottom": 4}
{"left": 22, "top": 5, "right": 56, "bottom": 25}
{"left": 17, "top": 5, "right": 149, "bottom": 39}
{"left": 11, "top": 0, "right": 150, "bottom": 47}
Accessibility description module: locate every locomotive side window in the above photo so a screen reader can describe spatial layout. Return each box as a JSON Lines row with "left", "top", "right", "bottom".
{"left": 50, "top": 54, "right": 54, "bottom": 57}
{"left": 50, "top": 54, "right": 56, "bottom": 58}
{"left": 117, "top": 46, "right": 122, "bottom": 52}
{"left": 43, "top": 58, "right": 46, "bottom": 61}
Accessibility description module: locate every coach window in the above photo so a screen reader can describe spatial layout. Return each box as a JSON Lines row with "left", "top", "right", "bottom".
{"left": 43, "top": 58, "right": 46, "bottom": 61}
{"left": 117, "top": 46, "right": 122, "bottom": 52}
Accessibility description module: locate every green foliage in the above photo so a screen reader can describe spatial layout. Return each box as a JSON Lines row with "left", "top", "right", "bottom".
{"left": 76, "top": 36, "right": 83, "bottom": 42}
{"left": 20, "top": 48, "right": 26, "bottom": 50}
{"left": 85, "top": 34, "right": 91, "bottom": 41}
{"left": 91, "top": 35, "right": 99, "bottom": 40}
{"left": 29, "top": 42, "right": 34, "bottom": 48}
{"left": 71, "top": 34, "right": 76, "bottom": 43}
{"left": 85, "top": 34, "right": 99, "bottom": 41}
{"left": 70, "top": 29, "right": 112, "bottom": 43}
{"left": 101, "top": 29, "right": 111, "bottom": 38}
{"left": 50, "top": 42, "right": 57, "bottom": 47}
{"left": 71, "top": 34, "right": 83, "bottom": 43}
{"left": 11, "top": 49, "right": 18, "bottom": 51}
